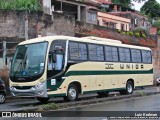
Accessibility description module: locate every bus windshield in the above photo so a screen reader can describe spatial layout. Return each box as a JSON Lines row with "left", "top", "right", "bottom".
{"left": 10, "top": 42, "right": 48, "bottom": 77}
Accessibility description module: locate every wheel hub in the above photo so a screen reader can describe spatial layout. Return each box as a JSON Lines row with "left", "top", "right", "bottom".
{"left": 0, "top": 94, "right": 5, "bottom": 103}
{"left": 69, "top": 88, "right": 76, "bottom": 99}
{"left": 127, "top": 84, "right": 132, "bottom": 93}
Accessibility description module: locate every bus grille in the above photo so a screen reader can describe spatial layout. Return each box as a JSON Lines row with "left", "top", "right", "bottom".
{"left": 14, "top": 86, "right": 32, "bottom": 90}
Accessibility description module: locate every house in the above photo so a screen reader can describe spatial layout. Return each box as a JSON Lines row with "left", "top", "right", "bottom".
{"left": 43, "top": 0, "right": 100, "bottom": 25}
{"left": 94, "top": 0, "right": 150, "bottom": 32}
{"left": 42, "top": 0, "right": 151, "bottom": 33}
{"left": 98, "top": 11, "right": 130, "bottom": 31}
{"left": 109, "top": 11, "right": 150, "bottom": 32}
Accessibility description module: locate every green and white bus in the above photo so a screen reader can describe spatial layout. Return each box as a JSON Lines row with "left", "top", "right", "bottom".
{"left": 9, "top": 36, "right": 153, "bottom": 103}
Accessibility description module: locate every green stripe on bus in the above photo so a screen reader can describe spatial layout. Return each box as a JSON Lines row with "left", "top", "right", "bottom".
{"left": 47, "top": 69, "right": 153, "bottom": 92}
{"left": 64, "top": 69, "right": 153, "bottom": 77}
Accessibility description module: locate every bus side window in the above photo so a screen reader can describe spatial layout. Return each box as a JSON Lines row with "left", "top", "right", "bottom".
{"left": 48, "top": 54, "right": 54, "bottom": 70}
{"left": 54, "top": 46, "right": 64, "bottom": 70}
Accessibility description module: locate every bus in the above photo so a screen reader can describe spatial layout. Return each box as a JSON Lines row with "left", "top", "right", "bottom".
{"left": 9, "top": 36, "right": 153, "bottom": 103}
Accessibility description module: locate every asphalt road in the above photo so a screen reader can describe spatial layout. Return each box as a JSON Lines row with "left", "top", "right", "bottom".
{"left": 1, "top": 86, "right": 160, "bottom": 120}
{"left": 0, "top": 86, "right": 159, "bottom": 111}
{"left": 2, "top": 90, "right": 160, "bottom": 120}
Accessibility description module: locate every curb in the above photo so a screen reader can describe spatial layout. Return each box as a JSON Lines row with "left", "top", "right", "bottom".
{"left": 13, "top": 89, "right": 160, "bottom": 111}
{"left": 56, "top": 91, "right": 160, "bottom": 110}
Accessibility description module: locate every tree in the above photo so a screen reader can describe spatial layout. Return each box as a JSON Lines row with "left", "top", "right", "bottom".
{"left": 111, "top": 0, "right": 147, "bottom": 8}
{"left": 153, "top": 19, "right": 160, "bottom": 35}
{"left": 140, "top": 0, "right": 160, "bottom": 18}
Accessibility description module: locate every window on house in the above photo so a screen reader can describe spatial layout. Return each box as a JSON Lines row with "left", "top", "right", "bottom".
{"left": 88, "top": 44, "right": 104, "bottom": 61}
{"left": 69, "top": 42, "right": 87, "bottom": 61}
{"left": 135, "top": 18, "right": 139, "bottom": 25}
{"left": 88, "top": 12, "right": 96, "bottom": 22}
{"left": 103, "top": 21, "right": 109, "bottom": 27}
{"left": 121, "top": 24, "right": 124, "bottom": 31}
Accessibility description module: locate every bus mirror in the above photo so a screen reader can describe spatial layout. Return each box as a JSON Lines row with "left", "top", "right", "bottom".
{"left": 52, "top": 54, "right": 57, "bottom": 63}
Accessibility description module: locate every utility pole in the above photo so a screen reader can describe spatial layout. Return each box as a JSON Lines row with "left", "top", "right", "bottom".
{"left": 3, "top": 41, "right": 6, "bottom": 65}
{"left": 60, "top": 0, "right": 63, "bottom": 12}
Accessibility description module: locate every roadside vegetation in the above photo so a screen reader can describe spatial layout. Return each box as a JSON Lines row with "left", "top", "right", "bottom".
{"left": 135, "top": 91, "right": 146, "bottom": 96}
{"left": 0, "top": 0, "right": 41, "bottom": 12}
{"left": 140, "top": 0, "right": 160, "bottom": 35}
{"left": 37, "top": 103, "right": 59, "bottom": 111}
{"left": 117, "top": 28, "right": 147, "bottom": 39}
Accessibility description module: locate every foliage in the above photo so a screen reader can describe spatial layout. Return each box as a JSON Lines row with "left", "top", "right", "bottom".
{"left": 111, "top": 0, "right": 147, "bottom": 8}
{"left": 125, "top": 32, "right": 130, "bottom": 35}
{"left": 111, "top": 0, "right": 132, "bottom": 8}
{"left": 140, "top": 0, "right": 160, "bottom": 18}
{"left": 133, "top": 27, "right": 147, "bottom": 35}
{"left": 133, "top": 27, "right": 147, "bottom": 38}
{"left": 0, "top": 0, "right": 41, "bottom": 12}
{"left": 134, "top": 32, "right": 140, "bottom": 37}
{"left": 101, "top": 8, "right": 107, "bottom": 12}
{"left": 128, "top": 31, "right": 134, "bottom": 36}
{"left": 117, "top": 29, "right": 146, "bottom": 38}
{"left": 38, "top": 103, "right": 58, "bottom": 111}
{"left": 153, "top": 19, "right": 160, "bottom": 29}
{"left": 141, "top": 33, "right": 146, "bottom": 39}
{"left": 117, "top": 29, "right": 121, "bottom": 33}
{"left": 121, "top": 32, "right": 126, "bottom": 35}
{"left": 136, "top": 91, "right": 146, "bottom": 96}
{"left": 158, "top": 30, "right": 160, "bottom": 35}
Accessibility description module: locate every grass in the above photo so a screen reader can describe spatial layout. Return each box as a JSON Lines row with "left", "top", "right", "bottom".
{"left": 0, "top": 0, "right": 41, "bottom": 12}
{"left": 37, "top": 103, "right": 59, "bottom": 111}
{"left": 136, "top": 91, "right": 146, "bottom": 96}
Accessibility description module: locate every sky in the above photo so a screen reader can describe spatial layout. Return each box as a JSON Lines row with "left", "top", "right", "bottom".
{"left": 132, "top": 0, "right": 160, "bottom": 11}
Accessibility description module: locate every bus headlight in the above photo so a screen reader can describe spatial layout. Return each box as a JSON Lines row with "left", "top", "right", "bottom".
{"left": 33, "top": 81, "right": 45, "bottom": 90}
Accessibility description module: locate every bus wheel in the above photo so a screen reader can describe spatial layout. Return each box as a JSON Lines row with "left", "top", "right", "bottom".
{"left": 97, "top": 91, "right": 109, "bottom": 98}
{"left": 119, "top": 81, "right": 133, "bottom": 95}
{"left": 37, "top": 97, "right": 50, "bottom": 103}
{"left": 64, "top": 84, "right": 78, "bottom": 102}
{"left": 0, "top": 93, "right": 6, "bottom": 104}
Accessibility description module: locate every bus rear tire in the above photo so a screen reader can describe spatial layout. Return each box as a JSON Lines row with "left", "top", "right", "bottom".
{"left": 63, "top": 84, "right": 78, "bottom": 102}
{"left": 37, "top": 97, "right": 50, "bottom": 103}
{"left": 97, "top": 91, "right": 109, "bottom": 98}
{"left": 119, "top": 81, "right": 133, "bottom": 95}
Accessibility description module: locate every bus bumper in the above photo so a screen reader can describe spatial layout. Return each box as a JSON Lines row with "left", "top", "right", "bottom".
{"left": 10, "top": 81, "right": 48, "bottom": 98}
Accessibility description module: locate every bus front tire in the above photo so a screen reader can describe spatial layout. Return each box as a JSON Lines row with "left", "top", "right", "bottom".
{"left": 119, "top": 81, "right": 133, "bottom": 95}
{"left": 63, "top": 84, "right": 78, "bottom": 102}
{"left": 37, "top": 97, "right": 50, "bottom": 103}
{"left": 0, "top": 93, "right": 6, "bottom": 104}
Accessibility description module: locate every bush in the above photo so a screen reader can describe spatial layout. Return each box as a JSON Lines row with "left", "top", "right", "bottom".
{"left": 125, "top": 32, "right": 130, "bottom": 35}
{"left": 101, "top": 8, "right": 106, "bottom": 12}
{"left": 128, "top": 31, "right": 134, "bottom": 36}
{"left": 158, "top": 30, "right": 160, "bottom": 35}
{"left": 0, "top": 0, "right": 41, "bottom": 12}
{"left": 134, "top": 32, "right": 140, "bottom": 37}
{"left": 38, "top": 103, "right": 58, "bottom": 111}
{"left": 121, "top": 32, "right": 125, "bottom": 34}
{"left": 141, "top": 33, "right": 147, "bottom": 39}
{"left": 133, "top": 27, "right": 147, "bottom": 35}
{"left": 117, "top": 29, "right": 121, "bottom": 33}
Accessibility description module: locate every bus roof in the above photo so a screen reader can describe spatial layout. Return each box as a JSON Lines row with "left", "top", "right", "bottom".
{"left": 18, "top": 36, "right": 151, "bottom": 51}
